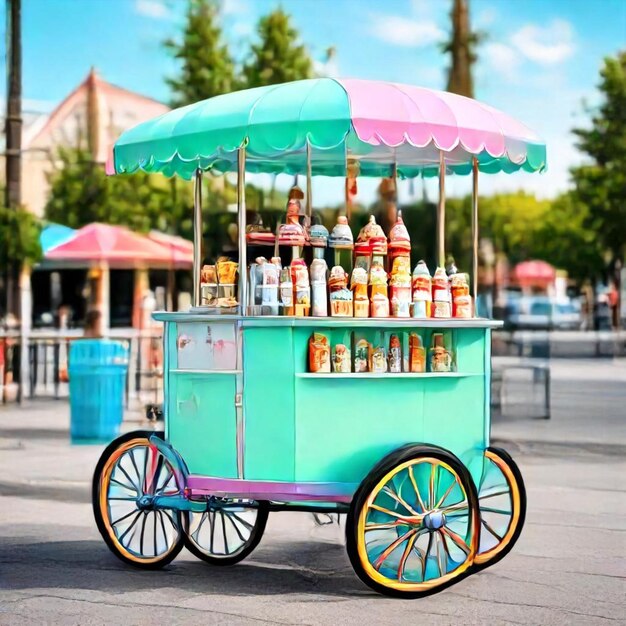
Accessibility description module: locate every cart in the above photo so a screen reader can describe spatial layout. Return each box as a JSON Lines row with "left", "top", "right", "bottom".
{"left": 94, "top": 78, "right": 545, "bottom": 598}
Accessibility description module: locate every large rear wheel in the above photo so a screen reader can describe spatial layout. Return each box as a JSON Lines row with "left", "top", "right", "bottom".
{"left": 346, "top": 444, "right": 480, "bottom": 598}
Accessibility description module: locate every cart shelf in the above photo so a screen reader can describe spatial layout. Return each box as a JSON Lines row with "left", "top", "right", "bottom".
{"left": 295, "top": 372, "right": 481, "bottom": 379}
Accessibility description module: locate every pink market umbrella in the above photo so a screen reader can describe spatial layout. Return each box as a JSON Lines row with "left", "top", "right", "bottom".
{"left": 45, "top": 223, "right": 192, "bottom": 268}
{"left": 147, "top": 231, "right": 194, "bottom": 266}
{"left": 513, "top": 260, "right": 556, "bottom": 287}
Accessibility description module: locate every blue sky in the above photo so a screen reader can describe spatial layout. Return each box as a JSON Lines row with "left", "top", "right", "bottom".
{"left": 2, "top": 0, "right": 625, "bottom": 204}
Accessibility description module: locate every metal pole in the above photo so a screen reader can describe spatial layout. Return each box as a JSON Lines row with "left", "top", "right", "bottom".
{"left": 437, "top": 151, "right": 446, "bottom": 267}
{"left": 306, "top": 141, "right": 312, "bottom": 219}
{"left": 237, "top": 147, "right": 247, "bottom": 313}
{"left": 193, "top": 169, "right": 202, "bottom": 308}
{"left": 471, "top": 157, "right": 479, "bottom": 309}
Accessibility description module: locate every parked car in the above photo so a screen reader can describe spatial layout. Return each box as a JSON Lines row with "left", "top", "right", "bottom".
{"left": 505, "top": 297, "right": 582, "bottom": 330}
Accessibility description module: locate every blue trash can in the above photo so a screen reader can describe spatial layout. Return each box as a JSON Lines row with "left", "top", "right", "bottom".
{"left": 68, "top": 339, "right": 129, "bottom": 443}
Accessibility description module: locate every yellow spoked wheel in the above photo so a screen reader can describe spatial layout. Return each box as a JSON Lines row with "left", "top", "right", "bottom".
{"left": 346, "top": 445, "right": 480, "bottom": 599}
{"left": 473, "top": 447, "right": 526, "bottom": 569}
{"left": 92, "top": 431, "right": 184, "bottom": 569}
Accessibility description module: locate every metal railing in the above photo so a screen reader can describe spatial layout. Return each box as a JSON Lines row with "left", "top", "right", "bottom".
{"left": 1, "top": 330, "right": 164, "bottom": 407}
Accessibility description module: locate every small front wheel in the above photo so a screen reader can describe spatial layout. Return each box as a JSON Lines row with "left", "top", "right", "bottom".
{"left": 183, "top": 500, "right": 269, "bottom": 566}
{"left": 346, "top": 444, "right": 480, "bottom": 599}
{"left": 92, "top": 431, "right": 184, "bottom": 569}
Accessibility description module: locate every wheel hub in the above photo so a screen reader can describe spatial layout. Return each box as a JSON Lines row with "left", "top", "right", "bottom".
{"left": 423, "top": 510, "right": 446, "bottom": 530}
{"left": 137, "top": 495, "right": 153, "bottom": 510}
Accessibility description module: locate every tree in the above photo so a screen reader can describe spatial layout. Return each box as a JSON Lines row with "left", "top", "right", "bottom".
{"left": 571, "top": 52, "right": 626, "bottom": 269}
{"left": 44, "top": 147, "right": 193, "bottom": 235}
{"left": 442, "top": 0, "right": 483, "bottom": 98}
{"left": 242, "top": 8, "right": 313, "bottom": 88}
{"left": 0, "top": 204, "right": 41, "bottom": 271}
{"left": 165, "top": 0, "right": 235, "bottom": 106}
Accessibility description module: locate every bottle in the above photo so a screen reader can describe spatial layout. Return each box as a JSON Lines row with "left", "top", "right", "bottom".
{"left": 411, "top": 260, "right": 432, "bottom": 318}
{"left": 388, "top": 334, "right": 402, "bottom": 373}
{"left": 429, "top": 333, "right": 452, "bottom": 372}
{"left": 450, "top": 271, "right": 472, "bottom": 318}
{"left": 409, "top": 333, "right": 426, "bottom": 373}
{"left": 431, "top": 267, "right": 451, "bottom": 318}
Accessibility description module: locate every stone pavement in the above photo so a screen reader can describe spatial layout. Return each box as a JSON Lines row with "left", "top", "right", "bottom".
{"left": 0, "top": 358, "right": 625, "bottom": 625}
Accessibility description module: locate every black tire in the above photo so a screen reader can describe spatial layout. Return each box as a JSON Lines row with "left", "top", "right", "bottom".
{"left": 92, "top": 430, "right": 184, "bottom": 569}
{"left": 183, "top": 500, "right": 269, "bottom": 566}
{"left": 472, "top": 446, "right": 526, "bottom": 572}
{"left": 346, "top": 443, "right": 480, "bottom": 599}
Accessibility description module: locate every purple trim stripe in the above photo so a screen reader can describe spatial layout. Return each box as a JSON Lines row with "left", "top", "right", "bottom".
{"left": 187, "top": 475, "right": 358, "bottom": 503}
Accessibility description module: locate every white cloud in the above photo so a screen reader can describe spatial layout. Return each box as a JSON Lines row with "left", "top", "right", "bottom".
{"left": 221, "top": 0, "right": 249, "bottom": 16}
{"left": 135, "top": 0, "right": 171, "bottom": 20}
{"left": 511, "top": 19, "right": 575, "bottom": 65}
{"left": 369, "top": 14, "right": 444, "bottom": 48}
{"left": 475, "top": 7, "right": 498, "bottom": 28}
{"left": 484, "top": 42, "right": 521, "bottom": 81}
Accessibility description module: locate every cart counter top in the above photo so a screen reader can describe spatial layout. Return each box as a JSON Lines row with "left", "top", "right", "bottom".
{"left": 152, "top": 312, "right": 503, "bottom": 329}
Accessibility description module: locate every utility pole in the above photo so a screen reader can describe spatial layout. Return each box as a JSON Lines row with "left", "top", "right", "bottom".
{"left": 444, "top": 0, "right": 478, "bottom": 99}
{"left": 4, "top": 0, "right": 22, "bottom": 318}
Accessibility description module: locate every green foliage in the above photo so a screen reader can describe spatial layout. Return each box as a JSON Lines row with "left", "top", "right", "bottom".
{"left": 397, "top": 191, "right": 599, "bottom": 283}
{"left": 0, "top": 205, "right": 42, "bottom": 268}
{"left": 44, "top": 147, "right": 193, "bottom": 235}
{"left": 571, "top": 51, "right": 626, "bottom": 265}
{"left": 165, "top": 0, "right": 235, "bottom": 106}
{"left": 242, "top": 8, "right": 313, "bottom": 88}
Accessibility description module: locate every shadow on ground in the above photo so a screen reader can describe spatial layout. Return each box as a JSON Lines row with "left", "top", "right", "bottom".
{"left": 1, "top": 536, "right": 369, "bottom": 599}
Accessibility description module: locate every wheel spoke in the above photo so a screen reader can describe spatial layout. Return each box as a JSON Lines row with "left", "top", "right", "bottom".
{"left": 435, "top": 476, "right": 460, "bottom": 510}
{"left": 397, "top": 532, "right": 419, "bottom": 581}
{"left": 436, "top": 532, "right": 448, "bottom": 576}
{"left": 108, "top": 497, "right": 138, "bottom": 501}
{"left": 157, "top": 510, "right": 168, "bottom": 551}
{"left": 210, "top": 511, "right": 216, "bottom": 553}
{"left": 116, "top": 464, "right": 139, "bottom": 494}
{"left": 428, "top": 464, "right": 437, "bottom": 509}
{"left": 408, "top": 465, "right": 428, "bottom": 514}
{"left": 226, "top": 513, "right": 247, "bottom": 543}
{"left": 118, "top": 511, "right": 142, "bottom": 545}
{"left": 110, "top": 476, "right": 136, "bottom": 493}
{"left": 221, "top": 511, "right": 229, "bottom": 554}
{"left": 230, "top": 512, "right": 255, "bottom": 531}
{"left": 382, "top": 485, "right": 420, "bottom": 517}
{"left": 481, "top": 517, "right": 503, "bottom": 541}
{"left": 153, "top": 513, "right": 158, "bottom": 556}
{"left": 365, "top": 521, "right": 405, "bottom": 531}
{"left": 423, "top": 531, "right": 434, "bottom": 581}
{"left": 139, "top": 512, "right": 148, "bottom": 555}
{"left": 373, "top": 528, "right": 418, "bottom": 571}
{"left": 156, "top": 467, "right": 174, "bottom": 495}
{"left": 441, "top": 500, "right": 468, "bottom": 513}
{"left": 478, "top": 489, "right": 510, "bottom": 501}
{"left": 193, "top": 512, "right": 209, "bottom": 541}
{"left": 111, "top": 508, "right": 139, "bottom": 527}
{"left": 128, "top": 449, "right": 143, "bottom": 491}
{"left": 369, "top": 503, "right": 417, "bottom": 521}
{"left": 441, "top": 526, "right": 470, "bottom": 555}
{"left": 479, "top": 505, "right": 511, "bottom": 516}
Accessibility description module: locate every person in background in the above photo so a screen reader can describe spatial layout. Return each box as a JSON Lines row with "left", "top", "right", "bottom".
{"left": 84, "top": 309, "right": 103, "bottom": 338}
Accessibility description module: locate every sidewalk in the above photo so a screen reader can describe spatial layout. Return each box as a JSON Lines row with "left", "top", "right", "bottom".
{"left": 491, "top": 357, "right": 626, "bottom": 450}
{"left": 1, "top": 357, "right": 625, "bottom": 498}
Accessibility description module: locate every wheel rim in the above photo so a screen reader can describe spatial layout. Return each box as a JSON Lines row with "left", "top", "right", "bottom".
{"left": 185, "top": 500, "right": 260, "bottom": 558}
{"left": 357, "top": 457, "right": 478, "bottom": 592}
{"left": 99, "top": 438, "right": 182, "bottom": 564}
{"left": 474, "top": 450, "right": 521, "bottom": 565}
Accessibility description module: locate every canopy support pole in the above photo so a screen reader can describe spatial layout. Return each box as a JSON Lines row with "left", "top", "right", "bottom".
{"left": 472, "top": 157, "right": 479, "bottom": 310}
{"left": 193, "top": 169, "right": 202, "bottom": 308}
{"left": 437, "top": 151, "right": 446, "bottom": 267}
{"left": 237, "top": 147, "right": 247, "bottom": 313}
{"left": 306, "top": 141, "right": 312, "bottom": 220}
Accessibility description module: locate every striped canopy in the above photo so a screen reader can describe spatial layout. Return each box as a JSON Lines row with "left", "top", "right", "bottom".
{"left": 109, "top": 78, "right": 546, "bottom": 180}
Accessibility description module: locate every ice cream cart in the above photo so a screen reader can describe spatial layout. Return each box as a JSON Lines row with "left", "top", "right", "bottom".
{"left": 93, "top": 79, "right": 545, "bottom": 598}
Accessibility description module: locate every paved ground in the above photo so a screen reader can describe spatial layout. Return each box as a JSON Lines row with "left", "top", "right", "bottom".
{"left": 0, "top": 359, "right": 625, "bottom": 625}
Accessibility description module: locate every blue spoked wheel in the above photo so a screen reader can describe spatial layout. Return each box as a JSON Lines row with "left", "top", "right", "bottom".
{"left": 346, "top": 444, "right": 480, "bottom": 598}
